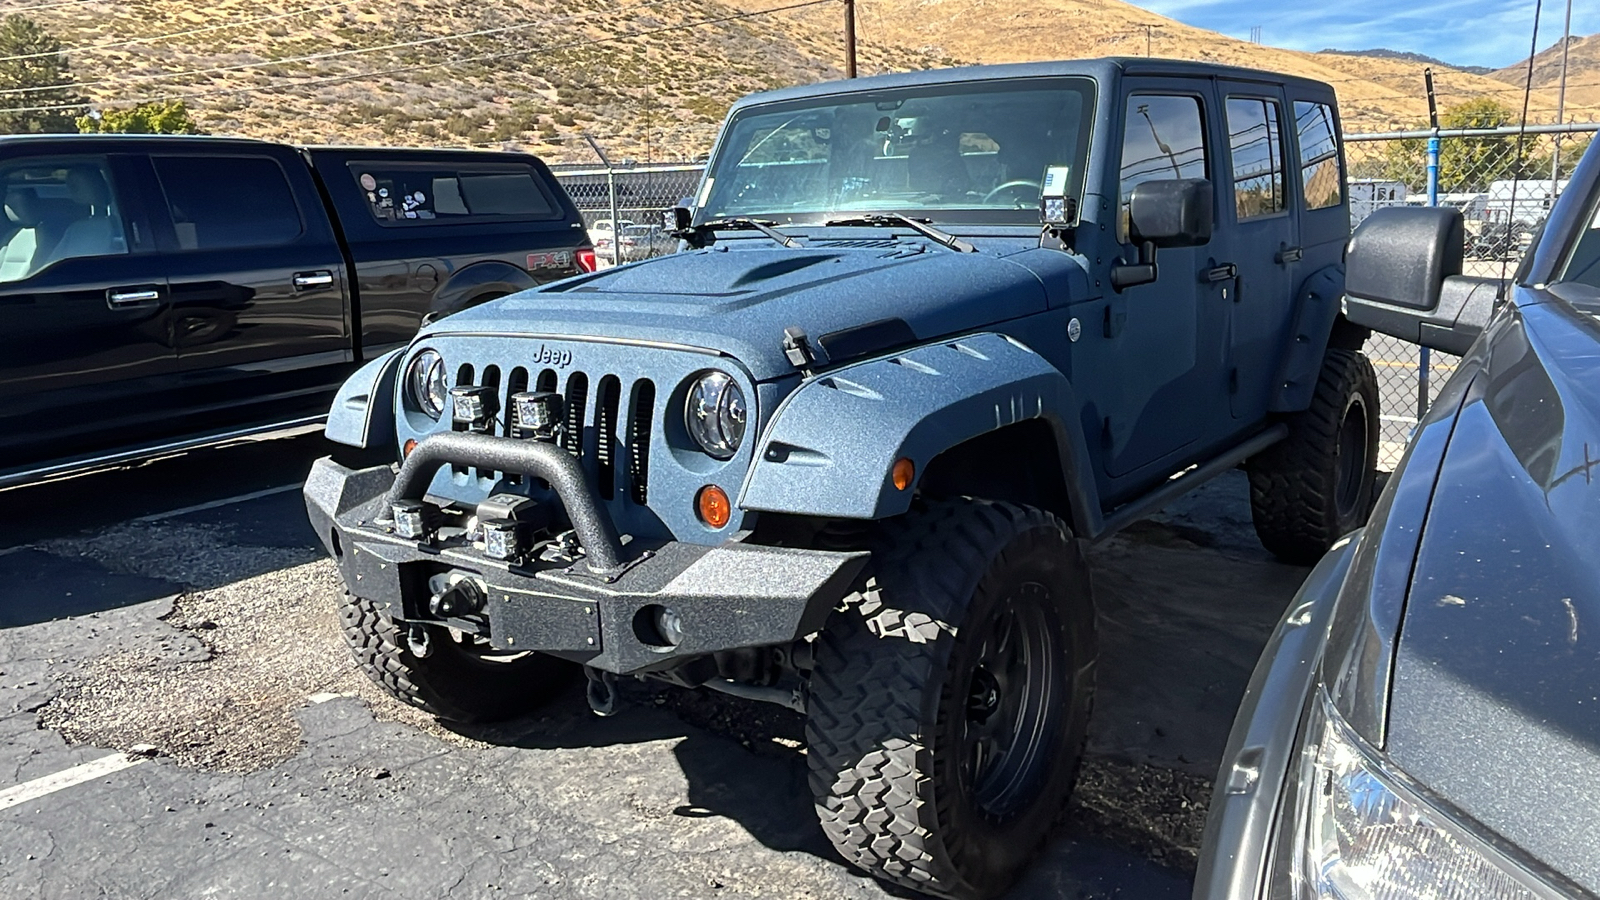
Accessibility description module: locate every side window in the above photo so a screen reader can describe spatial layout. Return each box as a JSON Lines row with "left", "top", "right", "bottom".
{"left": 152, "top": 156, "right": 303, "bottom": 250}
{"left": 1562, "top": 200, "right": 1600, "bottom": 288}
{"left": 349, "top": 164, "right": 559, "bottom": 225}
{"left": 0, "top": 155, "right": 128, "bottom": 284}
{"left": 1226, "top": 97, "right": 1286, "bottom": 219}
{"left": 1294, "top": 101, "right": 1342, "bottom": 211}
{"left": 1118, "top": 94, "right": 1208, "bottom": 241}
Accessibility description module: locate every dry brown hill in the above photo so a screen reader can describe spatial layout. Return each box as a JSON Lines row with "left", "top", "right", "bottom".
{"left": 15, "top": 0, "right": 1598, "bottom": 162}
{"left": 1492, "top": 33, "right": 1600, "bottom": 110}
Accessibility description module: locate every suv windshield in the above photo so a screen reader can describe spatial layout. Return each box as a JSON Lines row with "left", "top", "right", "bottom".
{"left": 699, "top": 77, "right": 1095, "bottom": 226}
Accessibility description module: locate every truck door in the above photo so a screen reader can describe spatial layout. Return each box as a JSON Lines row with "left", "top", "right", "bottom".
{"left": 0, "top": 152, "right": 174, "bottom": 468}
{"left": 1101, "top": 84, "right": 1231, "bottom": 478}
{"left": 148, "top": 150, "right": 350, "bottom": 421}
{"left": 1215, "top": 81, "right": 1299, "bottom": 420}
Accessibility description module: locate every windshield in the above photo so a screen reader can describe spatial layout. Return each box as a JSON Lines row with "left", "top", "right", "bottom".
{"left": 700, "top": 77, "right": 1095, "bottom": 226}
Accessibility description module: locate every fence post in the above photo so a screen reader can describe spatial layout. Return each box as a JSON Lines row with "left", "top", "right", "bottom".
{"left": 584, "top": 135, "right": 624, "bottom": 267}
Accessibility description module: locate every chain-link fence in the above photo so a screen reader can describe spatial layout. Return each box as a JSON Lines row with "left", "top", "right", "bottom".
{"left": 552, "top": 123, "right": 1598, "bottom": 468}
{"left": 551, "top": 163, "right": 704, "bottom": 268}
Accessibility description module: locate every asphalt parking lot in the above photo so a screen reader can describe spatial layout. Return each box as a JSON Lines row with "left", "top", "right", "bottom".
{"left": 0, "top": 433, "right": 1314, "bottom": 899}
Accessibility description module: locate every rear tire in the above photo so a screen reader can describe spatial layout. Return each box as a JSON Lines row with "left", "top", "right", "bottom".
{"left": 1247, "top": 347, "right": 1379, "bottom": 564}
{"left": 805, "top": 500, "right": 1095, "bottom": 900}
{"left": 338, "top": 593, "right": 575, "bottom": 723}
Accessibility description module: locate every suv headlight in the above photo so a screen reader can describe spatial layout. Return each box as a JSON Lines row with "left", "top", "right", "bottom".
{"left": 406, "top": 349, "right": 448, "bottom": 419}
{"left": 684, "top": 371, "right": 746, "bottom": 459}
{"left": 1292, "top": 693, "right": 1545, "bottom": 900}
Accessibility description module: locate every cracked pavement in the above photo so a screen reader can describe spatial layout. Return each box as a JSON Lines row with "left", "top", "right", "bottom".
{"left": 0, "top": 433, "right": 1311, "bottom": 898}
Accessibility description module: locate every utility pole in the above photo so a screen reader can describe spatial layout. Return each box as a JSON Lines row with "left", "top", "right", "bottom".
{"left": 844, "top": 0, "right": 857, "bottom": 78}
{"left": 1551, "top": 0, "right": 1573, "bottom": 192}
{"left": 1140, "top": 24, "right": 1162, "bottom": 57}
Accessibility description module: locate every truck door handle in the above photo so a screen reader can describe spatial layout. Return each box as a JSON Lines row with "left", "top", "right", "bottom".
{"left": 293, "top": 271, "right": 335, "bottom": 291}
{"left": 106, "top": 287, "right": 161, "bottom": 307}
{"left": 1201, "top": 264, "right": 1237, "bottom": 283}
{"left": 1275, "top": 246, "right": 1302, "bottom": 264}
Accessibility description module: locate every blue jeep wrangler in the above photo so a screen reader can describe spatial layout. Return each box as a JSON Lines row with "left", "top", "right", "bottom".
{"left": 305, "top": 59, "right": 1375, "bottom": 898}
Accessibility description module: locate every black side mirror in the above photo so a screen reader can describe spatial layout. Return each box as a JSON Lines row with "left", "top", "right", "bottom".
{"left": 1345, "top": 207, "right": 1497, "bottom": 356}
{"left": 1111, "top": 179, "right": 1213, "bottom": 291}
{"left": 664, "top": 204, "right": 693, "bottom": 233}
{"left": 1128, "top": 179, "right": 1213, "bottom": 248}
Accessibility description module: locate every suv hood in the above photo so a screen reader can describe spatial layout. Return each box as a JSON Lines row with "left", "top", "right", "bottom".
{"left": 423, "top": 244, "right": 1077, "bottom": 382}
{"left": 1384, "top": 297, "right": 1600, "bottom": 894}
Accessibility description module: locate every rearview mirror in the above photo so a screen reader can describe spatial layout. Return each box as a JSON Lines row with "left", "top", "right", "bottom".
{"left": 1345, "top": 207, "right": 1498, "bottom": 356}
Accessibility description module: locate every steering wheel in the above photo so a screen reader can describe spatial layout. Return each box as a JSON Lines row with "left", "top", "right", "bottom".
{"left": 983, "top": 180, "right": 1042, "bottom": 207}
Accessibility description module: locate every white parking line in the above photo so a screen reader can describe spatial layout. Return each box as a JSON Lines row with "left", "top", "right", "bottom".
{"left": 135, "top": 482, "right": 305, "bottom": 523}
{"left": 0, "top": 753, "right": 145, "bottom": 812}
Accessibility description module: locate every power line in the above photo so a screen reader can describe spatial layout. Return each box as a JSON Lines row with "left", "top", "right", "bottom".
{"left": 0, "top": 0, "right": 108, "bottom": 12}
{"left": 0, "top": 0, "right": 835, "bottom": 114}
{"left": 0, "top": 0, "right": 366, "bottom": 64}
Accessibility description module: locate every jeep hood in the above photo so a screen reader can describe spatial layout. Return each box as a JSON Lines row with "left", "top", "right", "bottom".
{"left": 424, "top": 244, "right": 1078, "bottom": 382}
{"left": 1384, "top": 297, "right": 1600, "bottom": 895}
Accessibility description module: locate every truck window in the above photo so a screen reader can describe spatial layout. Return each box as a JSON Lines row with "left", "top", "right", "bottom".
{"left": 1118, "top": 94, "right": 1208, "bottom": 242}
{"left": 1294, "top": 101, "right": 1342, "bottom": 211}
{"left": 0, "top": 155, "right": 128, "bottom": 283}
{"left": 1226, "top": 97, "right": 1286, "bottom": 219}
{"left": 152, "top": 155, "right": 303, "bottom": 250}
{"left": 347, "top": 163, "right": 559, "bottom": 225}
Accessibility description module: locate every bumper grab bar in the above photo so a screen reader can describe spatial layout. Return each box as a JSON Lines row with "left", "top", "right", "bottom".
{"left": 386, "top": 432, "right": 627, "bottom": 572}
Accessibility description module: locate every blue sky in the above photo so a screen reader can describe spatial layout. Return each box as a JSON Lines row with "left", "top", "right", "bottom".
{"left": 1136, "top": 0, "right": 1598, "bottom": 69}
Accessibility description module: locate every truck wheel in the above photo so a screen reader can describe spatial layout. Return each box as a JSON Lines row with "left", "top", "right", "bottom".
{"left": 1247, "top": 347, "right": 1379, "bottom": 564}
{"left": 805, "top": 501, "right": 1095, "bottom": 900}
{"left": 338, "top": 593, "right": 575, "bottom": 723}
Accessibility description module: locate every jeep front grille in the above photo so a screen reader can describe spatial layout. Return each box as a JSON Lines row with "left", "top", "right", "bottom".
{"left": 489, "top": 366, "right": 653, "bottom": 506}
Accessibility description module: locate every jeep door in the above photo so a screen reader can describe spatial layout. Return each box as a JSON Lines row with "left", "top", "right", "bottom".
{"left": 0, "top": 151, "right": 173, "bottom": 470}
{"left": 146, "top": 149, "right": 351, "bottom": 427}
{"left": 1215, "top": 80, "right": 1300, "bottom": 420}
{"left": 1099, "top": 82, "right": 1232, "bottom": 479}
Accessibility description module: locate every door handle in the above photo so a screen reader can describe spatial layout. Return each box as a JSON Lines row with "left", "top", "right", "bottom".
{"left": 1275, "top": 246, "right": 1303, "bottom": 264}
{"left": 1201, "top": 263, "right": 1237, "bottom": 283}
{"left": 293, "top": 271, "right": 335, "bottom": 291}
{"left": 106, "top": 287, "right": 161, "bottom": 307}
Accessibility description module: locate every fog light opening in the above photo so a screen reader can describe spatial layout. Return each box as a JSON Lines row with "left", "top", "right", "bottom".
{"left": 634, "top": 604, "right": 685, "bottom": 650}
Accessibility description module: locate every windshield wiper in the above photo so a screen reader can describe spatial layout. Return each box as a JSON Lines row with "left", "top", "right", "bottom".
{"left": 822, "top": 213, "right": 977, "bottom": 253}
{"left": 690, "top": 217, "right": 801, "bottom": 248}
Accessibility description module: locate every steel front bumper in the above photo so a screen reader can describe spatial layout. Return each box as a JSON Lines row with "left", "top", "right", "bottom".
{"left": 303, "top": 434, "right": 868, "bottom": 676}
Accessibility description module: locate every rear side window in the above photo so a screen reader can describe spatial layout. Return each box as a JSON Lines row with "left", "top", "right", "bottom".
{"left": 348, "top": 163, "right": 559, "bottom": 225}
{"left": 1294, "top": 101, "right": 1342, "bottom": 211}
{"left": 152, "top": 155, "right": 303, "bottom": 250}
{"left": 1226, "top": 97, "right": 1286, "bottom": 219}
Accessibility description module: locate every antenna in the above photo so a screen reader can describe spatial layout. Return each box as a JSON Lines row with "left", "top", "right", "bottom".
{"left": 1500, "top": 0, "right": 1544, "bottom": 298}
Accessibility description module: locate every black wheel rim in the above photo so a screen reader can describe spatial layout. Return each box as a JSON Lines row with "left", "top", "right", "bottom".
{"left": 1334, "top": 398, "right": 1369, "bottom": 521}
{"left": 959, "top": 582, "right": 1061, "bottom": 821}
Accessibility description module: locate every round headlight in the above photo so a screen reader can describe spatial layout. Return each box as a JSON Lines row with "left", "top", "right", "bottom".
{"left": 685, "top": 371, "right": 746, "bottom": 459}
{"left": 406, "top": 349, "right": 448, "bottom": 419}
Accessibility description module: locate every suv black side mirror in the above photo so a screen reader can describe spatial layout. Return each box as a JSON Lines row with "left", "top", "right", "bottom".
{"left": 1128, "top": 179, "right": 1213, "bottom": 247}
{"left": 664, "top": 203, "right": 693, "bottom": 233}
{"left": 1345, "top": 207, "right": 1498, "bottom": 356}
{"left": 1111, "top": 179, "right": 1213, "bottom": 291}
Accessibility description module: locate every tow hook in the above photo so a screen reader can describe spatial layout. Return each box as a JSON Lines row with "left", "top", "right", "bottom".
{"left": 584, "top": 666, "right": 618, "bottom": 717}
{"left": 406, "top": 624, "right": 433, "bottom": 659}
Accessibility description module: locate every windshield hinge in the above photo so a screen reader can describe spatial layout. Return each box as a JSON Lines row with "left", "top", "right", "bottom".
{"left": 783, "top": 326, "right": 816, "bottom": 373}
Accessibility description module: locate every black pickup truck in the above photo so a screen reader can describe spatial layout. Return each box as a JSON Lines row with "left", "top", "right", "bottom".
{"left": 0, "top": 134, "right": 592, "bottom": 486}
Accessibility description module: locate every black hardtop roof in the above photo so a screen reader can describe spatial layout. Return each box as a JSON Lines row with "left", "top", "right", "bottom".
{"left": 731, "top": 56, "right": 1337, "bottom": 112}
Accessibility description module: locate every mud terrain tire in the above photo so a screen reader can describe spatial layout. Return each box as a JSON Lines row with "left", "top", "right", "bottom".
{"left": 339, "top": 593, "right": 575, "bottom": 722}
{"left": 1247, "top": 347, "right": 1380, "bottom": 564}
{"left": 805, "top": 500, "right": 1096, "bottom": 900}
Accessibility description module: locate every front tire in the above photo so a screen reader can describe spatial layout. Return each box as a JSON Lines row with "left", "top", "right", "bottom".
{"left": 1247, "top": 347, "right": 1380, "bottom": 564}
{"left": 339, "top": 594, "right": 575, "bottom": 723}
{"left": 805, "top": 501, "right": 1096, "bottom": 900}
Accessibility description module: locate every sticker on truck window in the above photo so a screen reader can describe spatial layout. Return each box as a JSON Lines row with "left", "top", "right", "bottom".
{"left": 349, "top": 162, "right": 560, "bottom": 226}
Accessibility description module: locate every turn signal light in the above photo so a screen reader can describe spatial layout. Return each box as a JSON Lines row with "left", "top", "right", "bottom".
{"left": 696, "top": 485, "right": 731, "bottom": 529}
{"left": 403, "top": 438, "right": 418, "bottom": 457}
{"left": 892, "top": 457, "right": 915, "bottom": 491}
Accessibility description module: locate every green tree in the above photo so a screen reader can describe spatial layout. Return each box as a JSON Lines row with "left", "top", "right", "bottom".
{"left": 0, "top": 15, "right": 82, "bottom": 133}
{"left": 1367, "top": 99, "right": 1544, "bottom": 193}
{"left": 78, "top": 100, "right": 203, "bottom": 135}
